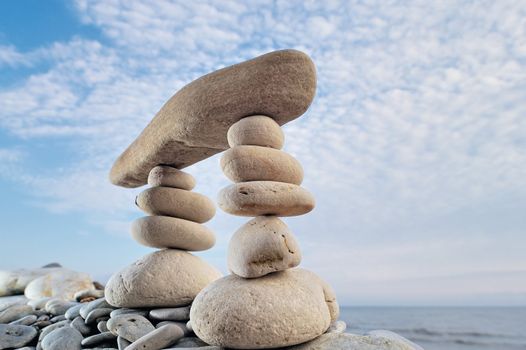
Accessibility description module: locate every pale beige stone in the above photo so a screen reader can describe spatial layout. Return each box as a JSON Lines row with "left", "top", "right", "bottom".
{"left": 147, "top": 166, "right": 195, "bottom": 190}
{"left": 105, "top": 250, "right": 222, "bottom": 308}
{"left": 227, "top": 115, "right": 284, "bottom": 149}
{"left": 110, "top": 49, "right": 316, "bottom": 188}
{"left": 131, "top": 216, "right": 215, "bottom": 251}
{"left": 228, "top": 216, "right": 301, "bottom": 278}
{"left": 0, "top": 267, "right": 63, "bottom": 297}
{"left": 24, "top": 270, "right": 94, "bottom": 301}
{"left": 220, "top": 146, "right": 303, "bottom": 185}
{"left": 190, "top": 268, "right": 338, "bottom": 349}
{"left": 136, "top": 187, "right": 215, "bottom": 223}
{"left": 218, "top": 181, "right": 315, "bottom": 217}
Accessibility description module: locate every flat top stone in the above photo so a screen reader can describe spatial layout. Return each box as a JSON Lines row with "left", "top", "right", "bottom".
{"left": 110, "top": 49, "right": 316, "bottom": 188}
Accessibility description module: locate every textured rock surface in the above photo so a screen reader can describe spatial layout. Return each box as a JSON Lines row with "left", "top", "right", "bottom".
{"left": 285, "top": 331, "right": 424, "bottom": 350}
{"left": 107, "top": 314, "right": 155, "bottom": 342}
{"left": 110, "top": 49, "right": 316, "bottom": 188}
{"left": 218, "top": 181, "right": 315, "bottom": 217}
{"left": 24, "top": 270, "right": 93, "bottom": 300}
{"left": 106, "top": 250, "right": 222, "bottom": 308}
{"left": 147, "top": 166, "right": 196, "bottom": 190}
{"left": 0, "top": 324, "right": 37, "bottom": 349}
{"left": 227, "top": 115, "right": 284, "bottom": 149}
{"left": 221, "top": 146, "right": 303, "bottom": 185}
{"left": 136, "top": 187, "right": 215, "bottom": 223}
{"left": 190, "top": 269, "right": 338, "bottom": 349}
{"left": 131, "top": 216, "right": 215, "bottom": 251}
{"left": 228, "top": 216, "right": 301, "bottom": 278}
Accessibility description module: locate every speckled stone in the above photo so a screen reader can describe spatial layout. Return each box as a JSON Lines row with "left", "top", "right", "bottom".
{"left": 107, "top": 314, "right": 155, "bottom": 342}
{"left": 41, "top": 327, "right": 82, "bottom": 350}
{"left": 0, "top": 324, "right": 38, "bottom": 350}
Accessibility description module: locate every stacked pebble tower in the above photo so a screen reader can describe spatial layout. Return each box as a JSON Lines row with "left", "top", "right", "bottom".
{"left": 219, "top": 115, "right": 314, "bottom": 277}
{"left": 133, "top": 166, "right": 216, "bottom": 253}
{"left": 188, "top": 115, "right": 340, "bottom": 348}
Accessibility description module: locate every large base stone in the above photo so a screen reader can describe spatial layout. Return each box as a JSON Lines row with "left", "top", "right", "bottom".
{"left": 190, "top": 269, "right": 339, "bottom": 349}
{"left": 105, "top": 250, "right": 222, "bottom": 308}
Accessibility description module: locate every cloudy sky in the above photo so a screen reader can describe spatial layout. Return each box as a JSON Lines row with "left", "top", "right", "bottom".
{"left": 0, "top": 0, "right": 525, "bottom": 306}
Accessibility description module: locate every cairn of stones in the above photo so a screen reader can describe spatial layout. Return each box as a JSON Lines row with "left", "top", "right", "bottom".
{"left": 0, "top": 49, "right": 424, "bottom": 350}
{"left": 189, "top": 121, "right": 340, "bottom": 349}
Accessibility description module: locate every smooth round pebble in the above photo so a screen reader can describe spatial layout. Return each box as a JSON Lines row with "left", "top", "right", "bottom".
{"left": 221, "top": 145, "right": 303, "bottom": 184}
{"left": 149, "top": 306, "right": 191, "bottom": 321}
{"left": 0, "top": 324, "right": 37, "bottom": 349}
{"left": 125, "top": 324, "right": 184, "bottom": 350}
{"left": 81, "top": 332, "right": 116, "bottom": 347}
{"left": 79, "top": 298, "right": 112, "bottom": 319}
{"left": 148, "top": 166, "right": 196, "bottom": 190}
{"left": 107, "top": 314, "right": 155, "bottom": 342}
{"left": 9, "top": 314, "right": 37, "bottom": 326}
{"left": 228, "top": 216, "right": 301, "bottom": 278}
{"left": 190, "top": 269, "right": 339, "bottom": 349}
{"left": 45, "top": 299, "right": 77, "bottom": 316}
{"left": 70, "top": 316, "right": 91, "bottom": 336}
{"left": 0, "top": 304, "right": 33, "bottom": 323}
{"left": 38, "top": 320, "right": 70, "bottom": 342}
{"left": 98, "top": 320, "right": 108, "bottom": 333}
{"left": 105, "top": 250, "right": 221, "bottom": 308}
{"left": 24, "top": 270, "right": 93, "bottom": 300}
{"left": 109, "top": 308, "right": 149, "bottom": 318}
{"left": 41, "top": 327, "right": 82, "bottom": 350}
{"left": 155, "top": 321, "right": 190, "bottom": 336}
{"left": 227, "top": 115, "right": 284, "bottom": 149}
{"left": 64, "top": 304, "right": 83, "bottom": 320}
{"left": 85, "top": 308, "right": 113, "bottom": 324}
{"left": 131, "top": 216, "right": 215, "bottom": 251}
{"left": 136, "top": 187, "right": 215, "bottom": 223}
{"left": 218, "top": 181, "right": 315, "bottom": 216}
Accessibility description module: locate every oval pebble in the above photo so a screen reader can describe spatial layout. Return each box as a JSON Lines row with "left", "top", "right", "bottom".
{"left": 0, "top": 304, "right": 33, "bottom": 323}
{"left": 227, "top": 115, "right": 284, "bottom": 149}
{"left": 136, "top": 187, "right": 215, "bottom": 223}
{"left": 126, "top": 324, "right": 184, "bottom": 350}
{"left": 148, "top": 166, "right": 196, "bottom": 190}
{"left": 228, "top": 216, "right": 301, "bottom": 278}
{"left": 131, "top": 216, "right": 215, "bottom": 251}
{"left": 45, "top": 299, "right": 77, "bottom": 316}
{"left": 218, "top": 181, "right": 315, "bottom": 216}
{"left": 221, "top": 145, "right": 303, "bottom": 184}
{"left": 149, "top": 306, "right": 191, "bottom": 321}
{"left": 109, "top": 308, "right": 149, "bottom": 318}
{"left": 41, "top": 327, "right": 82, "bottom": 350}
{"left": 107, "top": 314, "right": 155, "bottom": 342}
{"left": 70, "top": 316, "right": 91, "bottom": 336}
{"left": 9, "top": 314, "right": 37, "bottom": 326}
{"left": 64, "top": 304, "right": 83, "bottom": 320}
{"left": 81, "top": 332, "right": 116, "bottom": 347}
{"left": 79, "top": 298, "right": 112, "bottom": 319}
{"left": 85, "top": 308, "right": 113, "bottom": 324}
{"left": 0, "top": 324, "right": 37, "bottom": 349}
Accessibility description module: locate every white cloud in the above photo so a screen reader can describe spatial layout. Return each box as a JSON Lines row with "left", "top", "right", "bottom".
{"left": 0, "top": 0, "right": 525, "bottom": 303}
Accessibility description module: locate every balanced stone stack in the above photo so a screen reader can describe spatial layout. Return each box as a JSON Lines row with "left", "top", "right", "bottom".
{"left": 189, "top": 116, "right": 339, "bottom": 349}
{"left": 105, "top": 166, "right": 221, "bottom": 309}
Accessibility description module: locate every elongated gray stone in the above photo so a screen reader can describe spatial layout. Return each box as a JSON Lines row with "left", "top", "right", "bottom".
{"left": 79, "top": 298, "right": 112, "bottom": 319}
{"left": 125, "top": 324, "right": 184, "bottom": 350}
{"left": 149, "top": 306, "right": 191, "bottom": 321}
{"left": 9, "top": 314, "right": 37, "bottom": 326}
{"left": 81, "top": 332, "right": 116, "bottom": 347}
{"left": 110, "top": 49, "right": 316, "bottom": 188}
{"left": 85, "top": 308, "right": 113, "bottom": 324}
{"left": 70, "top": 316, "right": 91, "bottom": 336}
{"left": 0, "top": 304, "right": 33, "bottom": 323}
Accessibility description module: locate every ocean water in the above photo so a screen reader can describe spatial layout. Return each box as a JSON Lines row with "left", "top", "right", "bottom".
{"left": 340, "top": 307, "right": 526, "bottom": 350}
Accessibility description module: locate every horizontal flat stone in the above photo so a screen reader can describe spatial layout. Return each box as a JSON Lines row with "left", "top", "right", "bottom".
{"left": 110, "top": 49, "right": 316, "bottom": 188}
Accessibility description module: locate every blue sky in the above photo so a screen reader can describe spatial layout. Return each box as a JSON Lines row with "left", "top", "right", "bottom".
{"left": 0, "top": 0, "right": 525, "bottom": 306}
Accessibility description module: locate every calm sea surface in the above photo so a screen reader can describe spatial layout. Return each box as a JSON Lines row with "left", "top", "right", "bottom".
{"left": 340, "top": 307, "right": 526, "bottom": 350}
